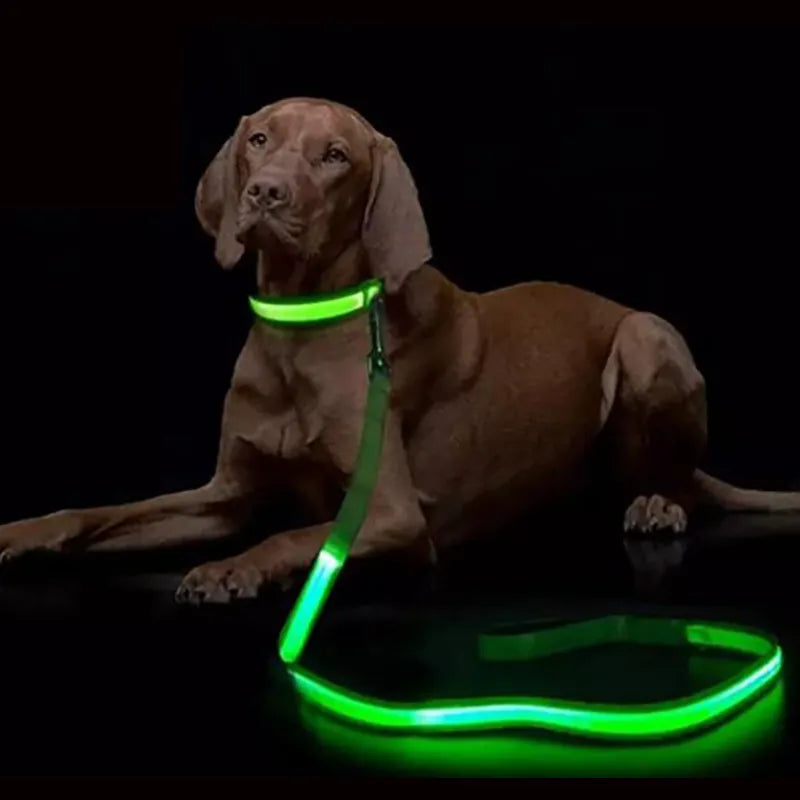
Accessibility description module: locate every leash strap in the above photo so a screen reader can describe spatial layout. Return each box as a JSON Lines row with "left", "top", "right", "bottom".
{"left": 248, "top": 280, "right": 782, "bottom": 741}
{"left": 278, "top": 294, "right": 392, "bottom": 664}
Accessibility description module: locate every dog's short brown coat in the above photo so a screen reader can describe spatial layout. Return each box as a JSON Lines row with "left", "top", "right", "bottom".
{"left": 1, "top": 98, "right": 798, "bottom": 603}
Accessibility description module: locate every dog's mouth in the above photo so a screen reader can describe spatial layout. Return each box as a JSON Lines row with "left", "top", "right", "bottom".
{"left": 237, "top": 207, "right": 307, "bottom": 248}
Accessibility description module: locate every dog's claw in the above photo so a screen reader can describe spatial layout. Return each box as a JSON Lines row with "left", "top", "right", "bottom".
{"left": 623, "top": 495, "right": 688, "bottom": 536}
{"left": 176, "top": 560, "right": 267, "bottom": 605}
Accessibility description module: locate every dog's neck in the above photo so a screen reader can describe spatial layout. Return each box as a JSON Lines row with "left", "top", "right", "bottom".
{"left": 256, "top": 239, "right": 370, "bottom": 297}
{"left": 253, "top": 239, "right": 467, "bottom": 353}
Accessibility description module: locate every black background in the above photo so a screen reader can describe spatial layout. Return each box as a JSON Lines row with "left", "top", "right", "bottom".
{"left": 1, "top": 22, "right": 800, "bottom": 526}
{"left": 1, "top": 20, "right": 800, "bottom": 777}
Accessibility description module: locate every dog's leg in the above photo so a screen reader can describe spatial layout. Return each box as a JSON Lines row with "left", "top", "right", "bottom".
{"left": 175, "top": 517, "right": 435, "bottom": 604}
{"left": 0, "top": 372, "right": 309, "bottom": 561}
{"left": 0, "top": 477, "right": 262, "bottom": 562}
{"left": 598, "top": 311, "right": 709, "bottom": 594}
{"left": 175, "top": 521, "right": 330, "bottom": 602}
{"left": 602, "top": 311, "right": 708, "bottom": 535}
{"left": 176, "top": 411, "right": 429, "bottom": 603}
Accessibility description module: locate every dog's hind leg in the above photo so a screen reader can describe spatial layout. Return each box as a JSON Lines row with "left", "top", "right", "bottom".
{"left": 601, "top": 311, "right": 708, "bottom": 535}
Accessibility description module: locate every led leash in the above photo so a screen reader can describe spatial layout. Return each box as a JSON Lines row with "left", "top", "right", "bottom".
{"left": 249, "top": 278, "right": 782, "bottom": 741}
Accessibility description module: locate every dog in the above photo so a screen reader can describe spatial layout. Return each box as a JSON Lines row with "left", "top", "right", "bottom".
{"left": 1, "top": 96, "right": 798, "bottom": 604}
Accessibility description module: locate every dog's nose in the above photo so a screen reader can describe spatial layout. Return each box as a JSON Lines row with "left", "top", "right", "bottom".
{"left": 247, "top": 178, "right": 291, "bottom": 209}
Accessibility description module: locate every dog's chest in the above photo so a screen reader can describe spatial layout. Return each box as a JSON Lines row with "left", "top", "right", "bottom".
{"left": 264, "top": 318, "right": 373, "bottom": 452}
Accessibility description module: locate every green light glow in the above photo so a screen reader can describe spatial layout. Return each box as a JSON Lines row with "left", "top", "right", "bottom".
{"left": 685, "top": 623, "right": 773, "bottom": 656}
{"left": 278, "top": 365, "right": 390, "bottom": 665}
{"left": 296, "top": 680, "right": 786, "bottom": 777}
{"left": 249, "top": 279, "right": 382, "bottom": 325}
{"left": 252, "top": 278, "right": 784, "bottom": 743}
{"left": 287, "top": 626, "right": 781, "bottom": 740}
{"left": 279, "top": 550, "right": 341, "bottom": 664}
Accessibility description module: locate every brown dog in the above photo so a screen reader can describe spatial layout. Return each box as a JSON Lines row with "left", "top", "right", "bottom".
{"left": 1, "top": 97, "right": 798, "bottom": 604}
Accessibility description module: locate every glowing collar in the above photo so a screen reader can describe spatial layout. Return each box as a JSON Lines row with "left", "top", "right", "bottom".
{"left": 248, "top": 278, "right": 383, "bottom": 327}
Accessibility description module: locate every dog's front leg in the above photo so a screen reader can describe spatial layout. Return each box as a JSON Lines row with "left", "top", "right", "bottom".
{"left": 0, "top": 356, "right": 306, "bottom": 563}
{"left": 0, "top": 477, "right": 263, "bottom": 564}
{"left": 176, "top": 411, "right": 428, "bottom": 604}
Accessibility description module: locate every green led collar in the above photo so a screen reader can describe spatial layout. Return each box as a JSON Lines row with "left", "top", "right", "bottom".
{"left": 249, "top": 279, "right": 783, "bottom": 742}
{"left": 249, "top": 278, "right": 383, "bottom": 326}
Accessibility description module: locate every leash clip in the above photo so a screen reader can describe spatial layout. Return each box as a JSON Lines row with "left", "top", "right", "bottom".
{"left": 367, "top": 295, "right": 391, "bottom": 379}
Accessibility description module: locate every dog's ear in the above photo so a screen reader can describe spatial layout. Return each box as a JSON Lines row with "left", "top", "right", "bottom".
{"left": 361, "top": 135, "right": 431, "bottom": 294}
{"left": 194, "top": 116, "right": 249, "bottom": 269}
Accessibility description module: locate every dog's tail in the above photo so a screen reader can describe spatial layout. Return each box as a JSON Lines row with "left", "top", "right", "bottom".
{"left": 693, "top": 469, "right": 800, "bottom": 513}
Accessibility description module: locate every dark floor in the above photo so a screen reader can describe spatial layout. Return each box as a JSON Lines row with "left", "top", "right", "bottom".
{"left": 1, "top": 511, "right": 800, "bottom": 777}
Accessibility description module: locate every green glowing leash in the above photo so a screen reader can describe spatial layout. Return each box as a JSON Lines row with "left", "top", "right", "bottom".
{"left": 249, "top": 278, "right": 782, "bottom": 741}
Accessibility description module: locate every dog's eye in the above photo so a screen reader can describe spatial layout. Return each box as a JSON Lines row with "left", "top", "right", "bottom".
{"left": 248, "top": 132, "right": 267, "bottom": 148}
{"left": 323, "top": 146, "right": 348, "bottom": 164}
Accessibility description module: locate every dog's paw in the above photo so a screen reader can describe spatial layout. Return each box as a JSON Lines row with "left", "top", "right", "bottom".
{"left": 175, "top": 558, "right": 268, "bottom": 605}
{"left": 623, "top": 495, "right": 687, "bottom": 535}
{"left": 0, "top": 512, "right": 74, "bottom": 566}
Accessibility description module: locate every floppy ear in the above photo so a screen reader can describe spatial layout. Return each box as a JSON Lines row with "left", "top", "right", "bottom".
{"left": 361, "top": 135, "right": 432, "bottom": 294}
{"left": 194, "top": 116, "right": 249, "bottom": 269}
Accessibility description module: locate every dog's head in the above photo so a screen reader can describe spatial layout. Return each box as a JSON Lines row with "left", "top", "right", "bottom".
{"left": 195, "top": 98, "right": 431, "bottom": 294}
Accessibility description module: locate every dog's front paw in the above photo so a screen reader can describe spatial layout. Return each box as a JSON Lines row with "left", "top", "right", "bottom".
{"left": 623, "top": 495, "right": 687, "bottom": 535}
{"left": 175, "top": 558, "right": 272, "bottom": 605}
{"left": 0, "top": 512, "right": 75, "bottom": 566}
